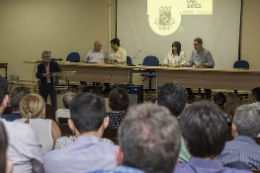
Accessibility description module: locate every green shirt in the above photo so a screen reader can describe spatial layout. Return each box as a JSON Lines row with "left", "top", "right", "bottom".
{"left": 179, "top": 137, "right": 191, "bottom": 162}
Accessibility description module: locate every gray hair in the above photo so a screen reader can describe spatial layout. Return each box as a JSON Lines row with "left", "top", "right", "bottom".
{"left": 10, "top": 87, "right": 30, "bottom": 111}
{"left": 233, "top": 104, "right": 260, "bottom": 138}
{"left": 118, "top": 103, "right": 181, "bottom": 173}
{"left": 157, "top": 81, "right": 188, "bottom": 117}
{"left": 94, "top": 41, "right": 101, "bottom": 47}
{"left": 41, "top": 50, "right": 51, "bottom": 57}
{"left": 62, "top": 92, "right": 77, "bottom": 109}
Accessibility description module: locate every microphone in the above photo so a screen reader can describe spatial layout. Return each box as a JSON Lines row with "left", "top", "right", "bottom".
{"left": 132, "top": 50, "right": 142, "bottom": 60}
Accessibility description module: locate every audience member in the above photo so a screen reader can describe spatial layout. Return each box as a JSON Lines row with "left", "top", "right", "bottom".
{"left": 219, "top": 104, "right": 260, "bottom": 169}
{"left": 251, "top": 87, "right": 260, "bottom": 109}
{"left": 0, "top": 75, "right": 44, "bottom": 173}
{"left": 44, "top": 92, "right": 117, "bottom": 173}
{"left": 157, "top": 81, "right": 190, "bottom": 162}
{"left": 225, "top": 92, "right": 238, "bottom": 120}
{"left": 89, "top": 103, "right": 181, "bottom": 173}
{"left": 1, "top": 86, "right": 30, "bottom": 121}
{"left": 55, "top": 91, "right": 76, "bottom": 123}
{"left": 0, "top": 120, "right": 13, "bottom": 173}
{"left": 54, "top": 91, "right": 113, "bottom": 149}
{"left": 15, "top": 94, "right": 61, "bottom": 154}
{"left": 214, "top": 92, "right": 232, "bottom": 122}
{"left": 107, "top": 87, "right": 129, "bottom": 128}
{"left": 175, "top": 100, "right": 251, "bottom": 173}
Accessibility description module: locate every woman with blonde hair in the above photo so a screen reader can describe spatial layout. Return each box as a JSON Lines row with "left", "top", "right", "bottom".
{"left": 15, "top": 94, "right": 61, "bottom": 154}
{"left": 224, "top": 92, "right": 238, "bottom": 122}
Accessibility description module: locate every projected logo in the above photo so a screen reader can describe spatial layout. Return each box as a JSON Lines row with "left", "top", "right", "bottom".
{"left": 148, "top": 1, "right": 181, "bottom": 36}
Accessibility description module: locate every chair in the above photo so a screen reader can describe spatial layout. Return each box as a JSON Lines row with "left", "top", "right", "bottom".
{"left": 66, "top": 52, "right": 80, "bottom": 62}
{"left": 2, "top": 106, "right": 12, "bottom": 115}
{"left": 50, "top": 58, "right": 57, "bottom": 62}
{"left": 251, "top": 170, "right": 260, "bottom": 173}
{"left": 224, "top": 161, "right": 250, "bottom": 170}
{"left": 102, "top": 128, "right": 118, "bottom": 141}
{"left": 45, "top": 104, "right": 56, "bottom": 121}
{"left": 127, "top": 56, "right": 132, "bottom": 65}
{"left": 141, "top": 56, "right": 159, "bottom": 92}
{"left": 233, "top": 60, "right": 249, "bottom": 100}
{"left": 58, "top": 117, "right": 73, "bottom": 136}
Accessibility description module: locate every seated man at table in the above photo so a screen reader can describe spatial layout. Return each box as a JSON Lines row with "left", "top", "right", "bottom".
{"left": 219, "top": 104, "right": 260, "bottom": 169}
{"left": 175, "top": 100, "right": 251, "bottom": 173}
{"left": 1, "top": 86, "right": 30, "bottom": 121}
{"left": 81, "top": 40, "right": 110, "bottom": 92}
{"left": 180, "top": 38, "right": 215, "bottom": 99}
{"left": 89, "top": 103, "right": 181, "bottom": 173}
{"left": 108, "top": 38, "right": 127, "bottom": 64}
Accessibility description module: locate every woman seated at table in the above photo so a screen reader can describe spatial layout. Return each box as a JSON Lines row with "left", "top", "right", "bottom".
{"left": 107, "top": 87, "right": 129, "bottom": 128}
{"left": 162, "top": 41, "right": 186, "bottom": 67}
{"left": 15, "top": 94, "right": 61, "bottom": 154}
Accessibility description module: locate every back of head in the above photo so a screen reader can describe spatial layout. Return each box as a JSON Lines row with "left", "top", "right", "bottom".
{"left": 181, "top": 100, "right": 227, "bottom": 158}
{"left": 20, "top": 94, "right": 45, "bottom": 118}
{"left": 0, "top": 75, "right": 7, "bottom": 106}
{"left": 157, "top": 82, "right": 187, "bottom": 117}
{"left": 214, "top": 92, "right": 226, "bottom": 110}
{"left": 252, "top": 87, "right": 260, "bottom": 101}
{"left": 69, "top": 92, "right": 106, "bottom": 133}
{"left": 0, "top": 121, "right": 7, "bottom": 173}
{"left": 119, "top": 103, "right": 181, "bottom": 173}
{"left": 109, "top": 87, "right": 129, "bottom": 111}
{"left": 10, "top": 87, "right": 30, "bottom": 111}
{"left": 225, "top": 92, "right": 238, "bottom": 116}
{"left": 62, "top": 92, "right": 77, "bottom": 109}
{"left": 110, "top": 38, "right": 120, "bottom": 46}
{"left": 233, "top": 104, "right": 260, "bottom": 138}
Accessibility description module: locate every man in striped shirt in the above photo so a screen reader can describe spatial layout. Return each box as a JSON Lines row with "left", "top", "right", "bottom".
{"left": 219, "top": 104, "right": 260, "bottom": 169}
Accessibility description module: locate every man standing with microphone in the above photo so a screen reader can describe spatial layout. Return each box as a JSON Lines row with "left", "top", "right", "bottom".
{"left": 36, "top": 51, "right": 61, "bottom": 108}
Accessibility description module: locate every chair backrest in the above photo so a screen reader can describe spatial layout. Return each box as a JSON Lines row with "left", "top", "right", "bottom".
{"left": 2, "top": 106, "right": 12, "bottom": 115}
{"left": 58, "top": 117, "right": 73, "bottom": 136}
{"left": 102, "top": 128, "right": 118, "bottom": 140}
{"left": 142, "top": 56, "right": 159, "bottom": 66}
{"left": 45, "top": 104, "right": 56, "bottom": 121}
{"left": 127, "top": 56, "right": 132, "bottom": 65}
{"left": 251, "top": 170, "right": 260, "bottom": 173}
{"left": 51, "top": 58, "right": 57, "bottom": 62}
{"left": 66, "top": 52, "right": 80, "bottom": 62}
{"left": 233, "top": 60, "right": 249, "bottom": 69}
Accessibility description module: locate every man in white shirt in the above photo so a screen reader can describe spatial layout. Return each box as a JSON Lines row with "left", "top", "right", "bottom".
{"left": 81, "top": 41, "right": 110, "bottom": 92}
{"left": 0, "top": 75, "right": 44, "bottom": 173}
{"left": 108, "top": 38, "right": 127, "bottom": 64}
{"left": 55, "top": 91, "right": 76, "bottom": 123}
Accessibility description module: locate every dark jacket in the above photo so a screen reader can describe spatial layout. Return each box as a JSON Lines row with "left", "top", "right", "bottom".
{"left": 36, "top": 61, "right": 61, "bottom": 85}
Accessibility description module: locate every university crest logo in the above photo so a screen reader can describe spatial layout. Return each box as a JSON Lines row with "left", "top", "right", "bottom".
{"left": 155, "top": 6, "right": 175, "bottom": 31}
{"left": 147, "top": 0, "right": 181, "bottom": 36}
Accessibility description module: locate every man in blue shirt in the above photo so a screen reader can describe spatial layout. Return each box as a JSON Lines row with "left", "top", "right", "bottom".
{"left": 88, "top": 103, "right": 181, "bottom": 173}
{"left": 175, "top": 100, "right": 251, "bottom": 173}
{"left": 219, "top": 104, "right": 260, "bottom": 169}
{"left": 1, "top": 87, "right": 30, "bottom": 121}
{"left": 180, "top": 38, "right": 215, "bottom": 99}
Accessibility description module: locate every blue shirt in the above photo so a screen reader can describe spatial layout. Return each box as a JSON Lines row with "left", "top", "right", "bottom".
{"left": 43, "top": 135, "right": 117, "bottom": 173}
{"left": 1, "top": 112, "right": 22, "bottom": 122}
{"left": 219, "top": 136, "right": 260, "bottom": 169}
{"left": 174, "top": 158, "right": 252, "bottom": 173}
{"left": 87, "top": 165, "right": 146, "bottom": 173}
{"left": 187, "top": 47, "right": 215, "bottom": 67}
{"left": 107, "top": 111, "right": 127, "bottom": 128}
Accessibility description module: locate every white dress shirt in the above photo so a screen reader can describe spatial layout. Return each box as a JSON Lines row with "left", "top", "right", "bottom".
{"left": 55, "top": 109, "right": 70, "bottom": 123}
{"left": 84, "top": 49, "right": 108, "bottom": 63}
{"left": 1, "top": 119, "right": 44, "bottom": 173}
{"left": 110, "top": 47, "right": 127, "bottom": 64}
{"left": 162, "top": 51, "right": 186, "bottom": 66}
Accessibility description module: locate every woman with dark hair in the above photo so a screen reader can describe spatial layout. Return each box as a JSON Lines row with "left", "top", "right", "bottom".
{"left": 0, "top": 121, "right": 13, "bottom": 173}
{"left": 213, "top": 92, "right": 233, "bottom": 122}
{"left": 163, "top": 41, "right": 186, "bottom": 67}
{"left": 107, "top": 87, "right": 130, "bottom": 128}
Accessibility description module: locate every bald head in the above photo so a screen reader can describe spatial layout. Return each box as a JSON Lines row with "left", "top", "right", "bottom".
{"left": 94, "top": 41, "right": 102, "bottom": 52}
